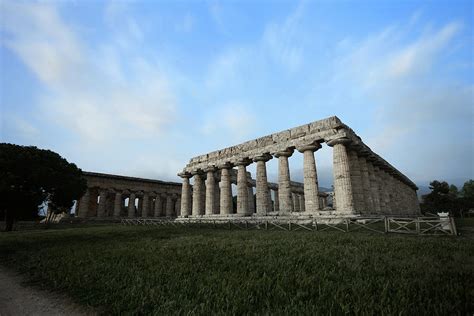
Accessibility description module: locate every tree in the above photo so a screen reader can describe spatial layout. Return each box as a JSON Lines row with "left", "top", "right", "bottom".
{"left": 421, "top": 180, "right": 458, "bottom": 214}
{"left": 0, "top": 143, "right": 87, "bottom": 231}
{"left": 459, "top": 180, "right": 474, "bottom": 216}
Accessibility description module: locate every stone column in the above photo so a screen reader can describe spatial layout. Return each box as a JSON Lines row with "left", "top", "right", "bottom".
{"left": 214, "top": 176, "right": 220, "bottom": 214}
{"left": 97, "top": 189, "right": 107, "bottom": 217}
{"left": 77, "top": 189, "right": 90, "bottom": 218}
{"left": 327, "top": 138, "right": 355, "bottom": 214}
{"left": 178, "top": 172, "right": 192, "bottom": 217}
{"left": 165, "top": 194, "right": 174, "bottom": 217}
{"left": 299, "top": 195, "right": 305, "bottom": 212}
{"left": 128, "top": 193, "right": 136, "bottom": 217}
{"left": 358, "top": 156, "right": 374, "bottom": 211}
{"left": 348, "top": 150, "right": 365, "bottom": 214}
{"left": 236, "top": 159, "right": 251, "bottom": 216}
{"left": 292, "top": 193, "right": 301, "bottom": 212}
{"left": 297, "top": 144, "right": 322, "bottom": 213}
{"left": 204, "top": 167, "right": 217, "bottom": 215}
{"left": 154, "top": 194, "right": 162, "bottom": 217}
{"left": 175, "top": 197, "right": 181, "bottom": 216}
{"left": 254, "top": 154, "right": 272, "bottom": 215}
{"left": 366, "top": 161, "right": 380, "bottom": 213}
{"left": 373, "top": 166, "right": 386, "bottom": 212}
{"left": 113, "top": 191, "right": 122, "bottom": 217}
{"left": 380, "top": 171, "right": 392, "bottom": 214}
{"left": 248, "top": 186, "right": 255, "bottom": 214}
{"left": 275, "top": 149, "right": 294, "bottom": 214}
{"left": 141, "top": 192, "right": 150, "bottom": 218}
{"left": 219, "top": 164, "right": 233, "bottom": 215}
{"left": 273, "top": 189, "right": 279, "bottom": 212}
{"left": 192, "top": 171, "right": 204, "bottom": 216}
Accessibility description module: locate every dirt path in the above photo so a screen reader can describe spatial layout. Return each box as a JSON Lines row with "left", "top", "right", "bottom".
{"left": 0, "top": 267, "right": 94, "bottom": 316}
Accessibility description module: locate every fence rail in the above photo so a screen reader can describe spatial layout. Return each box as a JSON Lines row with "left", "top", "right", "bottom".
{"left": 121, "top": 216, "right": 457, "bottom": 236}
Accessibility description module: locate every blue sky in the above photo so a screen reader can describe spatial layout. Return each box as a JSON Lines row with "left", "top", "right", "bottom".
{"left": 1, "top": 0, "right": 473, "bottom": 189}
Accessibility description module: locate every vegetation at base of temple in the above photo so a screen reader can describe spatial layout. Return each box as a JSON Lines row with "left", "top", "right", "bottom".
{"left": 0, "top": 143, "right": 87, "bottom": 231}
{"left": 420, "top": 179, "right": 474, "bottom": 216}
{"left": 0, "top": 225, "right": 472, "bottom": 315}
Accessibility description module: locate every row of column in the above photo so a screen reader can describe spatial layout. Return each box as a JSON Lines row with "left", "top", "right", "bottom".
{"left": 179, "top": 143, "right": 328, "bottom": 216}
{"left": 180, "top": 137, "right": 419, "bottom": 216}
{"left": 328, "top": 137, "right": 420, "bottom": 214}
{"left": 77, "top": 188, "right": 181, "bottom": 218}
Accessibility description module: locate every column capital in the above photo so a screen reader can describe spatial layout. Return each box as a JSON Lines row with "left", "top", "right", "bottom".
{"left": 190, "top": 169, "right": 204, "bottom": 176}
{"left": 203, "top": 165, "right": 217, "bottom": 173}
{"left": 235, "top": 157, "right": 252, "bottom": 166}
{"left": 252, "top": 153, "right": 272, "bottom": 162}
{"left": 326, "top": 137, "right": 351, "bottom": 147}
{"left": 178, "top": 171, "right": 192, "bottom": 178}
{"left": 296, "top": 143, "right": 322, "bottom": 153}
{"left": 273, "top": 148, "right": 294, "bottom": 158}
{"left": 217, "top": 161, "right": 233, "bottom": 169}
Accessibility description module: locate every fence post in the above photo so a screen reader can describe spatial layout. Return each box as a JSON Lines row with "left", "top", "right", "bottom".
{"left": 416, "top": 217, "right": 421, "bottom": 235}
{"left": 449, "top": 217, "right": 458, "bottom": 236}
{"left": 345, "top": 219, "right": 349, "bottom": 232}
{"left": 384, "top": 217, "right": 388, "bottom": 233}
{"left": 265, "top": 221, "right": 268, "bottom": 230}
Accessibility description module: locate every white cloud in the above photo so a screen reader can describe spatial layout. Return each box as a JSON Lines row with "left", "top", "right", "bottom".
{"left": 201, "top": 101, "right": 256, "bottom": 143}
{"left": 262, "top": 0, "right": 307, "bottom": 71}
{"left": 328, "top": 18, "right": 473, "bottom": 182}
{"left": 1, "top": 1, "right": 176, "bottom": 146}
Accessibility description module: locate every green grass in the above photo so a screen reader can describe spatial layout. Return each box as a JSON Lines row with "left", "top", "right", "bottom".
{"left": 0, "top": 224, "right": 473, "bottom": 315}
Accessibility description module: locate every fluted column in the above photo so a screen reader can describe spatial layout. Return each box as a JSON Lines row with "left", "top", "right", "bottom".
{"left": 192, "top": 171, "right": 204, "bottom": 216}
{"left": 175, "top": 197, "right": 181, "bottom": 216}
{"left": 178, "top": 172, "right": 192, "bottom": 217}
{"left": 154, "top": 194, "right": 162, "bottom": 217}
{"left": 248, "top": 186, "right": 255, "bottom": 214}
{"left": 273, "top": 189, "right": 279, "bottom": 212}
{"left": 219, "top": 164, "right": 233, "bottom": 215}
{"left": 327, "top": 138, "right": 354, "bottom": 214}
{"left": 164, "top": 194, "right": 173, "bottom": 217}
{"left": 380, "top": 171, "right": 392, "bottom": 214}
{"left": 128, "top": 193, "right": 136, "bottom": 217}
{"left": 275, "top": 149, "right": 294, "bottom": 214}
{"left": 141, "top": 192, "right": 150, "bottom": 218}
{"left": 205, "top": 167, "right": 217, "bottom": 215}
{"left": 236, "top": 159, "right": 251, "bottom": 216}
{"left": 77, "top": 189, "right": 90, "bottom": 218}
{"left": 97, "top": 189, "right": 107, "bottom": 217}
{"left": 348, "top": 151, "right": 364, "bottom": 213}
{"left": 366, "top": 161, "right": 380, "bottom": 212}
{"left": 373, "top": 166, "right": 386, "bottom": 212}
{"left": 292, "top": 193, "right": 300, "bottom": 212}
{"left": 358, "top": 156, "right": 374, "bottom": 211}
{"left": 299, "top": 195, "right": 305, "bottom": 212}
{"left": 254, "top": 154, "right": 272, "bottom": 215}
{"left": 297, "top": 144, "right": 322, "bottom": 213}
{"left": 113, "top": 191, "right": 122, "bottom": 217}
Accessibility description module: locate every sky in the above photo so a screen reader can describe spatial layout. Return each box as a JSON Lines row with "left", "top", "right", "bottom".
{"left": 1, "top": 0, "right": 473, "bottom": 190}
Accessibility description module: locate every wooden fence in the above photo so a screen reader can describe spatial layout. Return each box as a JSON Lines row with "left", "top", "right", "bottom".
{"left": 121, "top": 216, "right": 457, "bottom": 236}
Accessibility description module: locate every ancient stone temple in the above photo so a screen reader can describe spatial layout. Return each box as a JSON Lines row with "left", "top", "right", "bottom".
{"left": 76, "top": 172, "right": 182, "bottom": 218}
{"left": 178, "top": 116, "right": 420, "bottom": 217}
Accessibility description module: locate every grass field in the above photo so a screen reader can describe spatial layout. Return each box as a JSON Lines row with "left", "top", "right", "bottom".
{"left": 0, "top": 222, "right": 473, "bottom": 315}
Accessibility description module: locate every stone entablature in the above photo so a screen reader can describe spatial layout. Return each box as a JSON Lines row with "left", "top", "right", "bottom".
{"left": 76, "top": 172, "right": 182, "bottom": 219}
{"left": 179, "top": 116, "right": 420, "bottom": 217}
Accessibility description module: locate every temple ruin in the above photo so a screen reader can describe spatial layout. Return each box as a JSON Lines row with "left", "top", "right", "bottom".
{"left": 178, "top": 116, "right": 420, "bottom": 218}
{"left": 76, "top": 172, "right": 182, "bottom": 218}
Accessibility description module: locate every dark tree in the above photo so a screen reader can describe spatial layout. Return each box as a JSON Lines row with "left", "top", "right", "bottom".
{"left": 0, "top": 143, "right": 87, "bottom": 231}
{"left": 421, "top": 180, "right": 458, "bottom": 214}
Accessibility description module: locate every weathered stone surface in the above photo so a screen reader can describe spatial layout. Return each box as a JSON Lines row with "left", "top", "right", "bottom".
{"left": 327, "top": 138, "right": 354, "bottom": 214}
{"left": 180, "top": 116, "right": 419, "bottom": 217}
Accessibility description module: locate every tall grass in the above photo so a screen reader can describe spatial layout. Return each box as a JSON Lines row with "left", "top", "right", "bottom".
{"left": 0, "top": 225, "right": 472, "bottom": 315}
